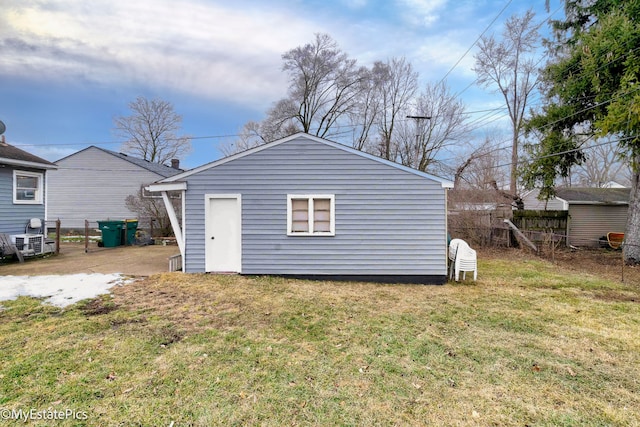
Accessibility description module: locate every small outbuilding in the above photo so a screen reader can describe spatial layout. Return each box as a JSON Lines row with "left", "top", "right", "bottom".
{"left": 522, "top": 187, "right": 630, "bottom": 247}
{"left": 148, "top": 133, "right": 454, "bottom": 284}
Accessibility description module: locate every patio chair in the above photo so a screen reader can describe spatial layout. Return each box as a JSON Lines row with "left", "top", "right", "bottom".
{"left": 448, "top": 238, "right": 465, "bottom": 280}
{"left": 448, "top": 238, "right": 477, "bottom": 281}
{"left": 25, "top": 218, "right": 43, "bottom": 234}
{"left": 0, "top": 233, "right": 25, "bottom": 263}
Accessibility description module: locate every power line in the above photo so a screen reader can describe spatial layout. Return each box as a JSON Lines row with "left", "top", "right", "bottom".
{"left": 13, "top": 133, "right": 241, "bottom": 148}
{"left": 437, "top": 0, "right": 513, "bottom": 86}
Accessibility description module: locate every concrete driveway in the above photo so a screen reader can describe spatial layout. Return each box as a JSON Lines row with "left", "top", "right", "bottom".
{"left": 0, "top": 242, "right": 180, "bottom": 276}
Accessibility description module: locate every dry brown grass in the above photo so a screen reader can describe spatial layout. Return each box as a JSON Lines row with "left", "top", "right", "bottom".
{"left": 1, "top": 247, "right": 639, "bottom": 426}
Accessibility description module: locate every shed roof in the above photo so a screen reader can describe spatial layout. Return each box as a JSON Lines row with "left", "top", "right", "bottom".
{"left": 158, "top": 133, "right": 454, "bottom": 188}
{"left": 56, "top": 146, "right": 182, "bottom": 178}
{"left": 0, "top": 141, "right": 57, "bottom": 169}
{"left": 555, "top": 187, "right": 630, "bottom": 205}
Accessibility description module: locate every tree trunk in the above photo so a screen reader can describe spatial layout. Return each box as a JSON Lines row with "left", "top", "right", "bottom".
{"left": 510, "top": 128, "right": 518, "bottom": 194}
{"left": 624, "top": 161, "right": 640, "bottom": 265}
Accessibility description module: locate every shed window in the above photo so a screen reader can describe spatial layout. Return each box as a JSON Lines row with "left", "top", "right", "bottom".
{"left": 14, "top": 170, "right": 43, "bottom": 204}
{"left": 287, "top": 195, "right": 335, "bottom": 236}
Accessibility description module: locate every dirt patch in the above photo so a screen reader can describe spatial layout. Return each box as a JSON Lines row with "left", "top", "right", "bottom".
{"left": 482, "top": 246, "right": 640, "bottom": 285}
{"left": 591, "top": 290, "right": 639, "bottom": 303}
{"left": 0, "top": 242, "right": 179, "bottom": 276}
{"left": 80, "top": 296, "right": 119, "bottom": 316}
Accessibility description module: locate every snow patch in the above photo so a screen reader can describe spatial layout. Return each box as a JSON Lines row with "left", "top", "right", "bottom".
{"left": 0, "top": 274, "right": 136, "bottom": 308}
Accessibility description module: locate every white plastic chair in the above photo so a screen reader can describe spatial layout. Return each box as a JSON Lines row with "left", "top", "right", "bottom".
{"left": 26, "top": 218, "right": 43, "bottom": 234}
{"left": 448, "top": 238, "right": 465, "bottom": 280}
{"left": 448, "top": 239, "right": 477, "bottom": 281}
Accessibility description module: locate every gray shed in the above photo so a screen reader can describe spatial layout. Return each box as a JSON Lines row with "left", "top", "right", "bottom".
{"left": 522, "top": 187, "right": 630, "bottom": 247}
{"left": 148, "top": 133, "right": 454, "bottom": 284}
{"left": 558, "top": 188, "right": 630, "bottom": 247}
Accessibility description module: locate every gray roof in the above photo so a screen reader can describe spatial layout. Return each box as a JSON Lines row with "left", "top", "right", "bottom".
{"left": 56, "top": 146, "right": 182, "bottom": 178}
{"left": 556, "top": 187, "right": 630, "bottom": 204}
{"left": 0, "top": 142, "right": 57, "bottom": 169}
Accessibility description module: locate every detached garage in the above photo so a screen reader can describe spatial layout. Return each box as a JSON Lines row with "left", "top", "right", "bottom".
{"left": 147, "top": 133, "right": 453, "bottom": 284}
{"left": 522, "top": 187, "right": 630, "bottom": 247}
{"left": 559, "top": 188, "right": 630, "bottom": 247}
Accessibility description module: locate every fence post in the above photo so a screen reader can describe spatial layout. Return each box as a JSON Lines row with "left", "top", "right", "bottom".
{"left": 55, "top": 219, "right": 61, "bottom": 255}
{"left": 85, "top": 220, "right": 89, "bottom": 253}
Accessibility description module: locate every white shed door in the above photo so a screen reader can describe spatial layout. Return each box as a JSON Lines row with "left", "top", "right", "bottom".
{"left": 205, "top": 195, "right": 241, "bottom": 273}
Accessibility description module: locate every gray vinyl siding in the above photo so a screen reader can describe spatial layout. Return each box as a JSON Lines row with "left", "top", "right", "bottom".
{"left": 0, "top": 166, "right": 47, "bottom": 235}
{"left": 48, "top": 147, "right": 165, "bottom": 229}
{"left": 183, "top": 136, "right": 447, "bottom": 276}
{"left": 568, "top": 204, "right": 628, "bottom": 247}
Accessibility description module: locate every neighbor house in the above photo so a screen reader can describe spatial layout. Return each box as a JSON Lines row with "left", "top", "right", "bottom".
{"left": 522, "top": 187, "right": 630, "bottom": 247}
{"left": 48, "top": 146, "right": 183, "bottom": 230}
{"left": 0, "top": 139, "right": 57, "bottom": 235}
{"left": 147, "top": 133, "right": 454, "bottom": 283}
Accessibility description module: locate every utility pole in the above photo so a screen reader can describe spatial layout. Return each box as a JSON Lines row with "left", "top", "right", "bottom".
{"left": 406, "top": 115, "right": 431, "bottom": 149}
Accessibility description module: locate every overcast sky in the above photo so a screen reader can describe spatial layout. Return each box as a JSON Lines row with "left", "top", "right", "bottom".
{"left": 0, "top": 0, "right": 562, "bottom": 169}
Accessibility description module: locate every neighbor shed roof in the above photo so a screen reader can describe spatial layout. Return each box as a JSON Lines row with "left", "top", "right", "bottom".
{"left": 56, "top": 146, "right": 182, "bottom": 178}
{"left": 555, "top": 187, "right": 630, "bottom": 205}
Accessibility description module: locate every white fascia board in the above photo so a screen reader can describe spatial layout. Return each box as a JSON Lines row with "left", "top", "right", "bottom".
{"left": 157, "top": 132, "right": 454, "bottom": 188}
{"left": 556, "top": 197, "right": 569, "bottom": 210}
{"left": 0, "top": 157, "right": 58, "bottom": 170}
{"left": 146, "top": 182, "right": 187, "bottom": 192}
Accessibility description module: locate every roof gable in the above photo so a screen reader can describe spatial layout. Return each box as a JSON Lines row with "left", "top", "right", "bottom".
{"left": 56, "top": 146, "right": 182, "bottom": 178}
{"left": 160, "top": 133, "right": 453, "bottom": 188}
{"left": 0, "top": 142, "right": 57, "bottom": 169}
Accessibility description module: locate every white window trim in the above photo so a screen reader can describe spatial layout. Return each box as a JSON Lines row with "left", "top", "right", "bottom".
{"left": 13, "top": 170, "right": 44, "bottom": 205}
{"left": 287, "top": 194, "right": 335, "bottom": 236}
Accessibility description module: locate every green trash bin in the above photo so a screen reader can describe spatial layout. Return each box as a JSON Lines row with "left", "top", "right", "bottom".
{"left": 98, "top": 220, "right": 124, "bottom": 247}
{"left": 124, "top": 219, "right": 139, "bottom": 245}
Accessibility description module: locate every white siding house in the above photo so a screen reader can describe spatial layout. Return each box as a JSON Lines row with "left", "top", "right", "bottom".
{"left": 48, "top": 146, "right": 182, "bottom": 229}
{"left": 148, "top": 133, "right": 454, "bottom": 284}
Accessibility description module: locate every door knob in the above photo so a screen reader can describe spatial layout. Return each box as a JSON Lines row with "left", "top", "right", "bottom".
{"left": 211, "top": 236, "right": 215, "bottom": 240}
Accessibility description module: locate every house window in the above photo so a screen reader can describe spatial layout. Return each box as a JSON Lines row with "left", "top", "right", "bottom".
{"left": 287, "top": 195, "right": 335, "bottom": 236}
{"left": 13, "top": 170, "right": 43, "bottom": 204}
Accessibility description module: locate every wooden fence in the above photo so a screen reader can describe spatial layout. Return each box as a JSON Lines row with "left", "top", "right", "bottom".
{"left": 512, "top": 210, "right": 568, "bottom": 247}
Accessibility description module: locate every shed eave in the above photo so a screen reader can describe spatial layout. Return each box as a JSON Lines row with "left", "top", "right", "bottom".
{"left": 146, "top": 181, "right": 187, "bottom": 192}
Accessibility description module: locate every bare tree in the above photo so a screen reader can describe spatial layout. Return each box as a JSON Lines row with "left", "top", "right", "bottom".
{"left": 282, "top": 33, "right": 363, "bottom": 138}
{"left": 114, "top": 96, "right": 191, "bottom": 164}
{"left": 572, "top": 137, "right": 632, "bottom": 187}
{"left": 125, "top": 188, "right": 181, "bottom": 237}
{"left": 397, "top": 81, "right": 467, "bottom": 173}
{"left": 348, "top": 66, "right": 382, "bottom": 151}
{"left": 474, "top": 9, "right": 540, "bottom": 193}
{"left": 220, "top": 106, "right": 300, "bottom": 157}
{"left": 374, "top": 58, "right": 419, "bottom": 160}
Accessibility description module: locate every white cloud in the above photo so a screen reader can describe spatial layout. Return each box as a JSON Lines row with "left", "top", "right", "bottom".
{"left": 0, "top": 0, "right": 327, "bottom": 107}
{"left": 397, "top": 0, "right": 447, "bottom": 27}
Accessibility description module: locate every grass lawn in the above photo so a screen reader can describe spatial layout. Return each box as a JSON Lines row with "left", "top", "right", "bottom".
{"left": 1, "top": 250, "right": 639, "bottom": 426}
